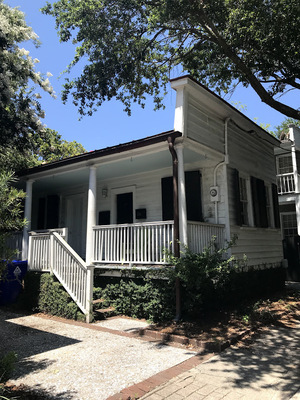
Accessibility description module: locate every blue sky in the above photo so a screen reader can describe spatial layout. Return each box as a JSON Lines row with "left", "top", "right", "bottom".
{"left": 5, "top": 0, "right": 299, "bottom": 151}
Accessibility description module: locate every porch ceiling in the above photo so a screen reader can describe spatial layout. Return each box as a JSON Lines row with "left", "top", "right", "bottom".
{"left": 21, "top": 145, "right": 208, "bottom": 193}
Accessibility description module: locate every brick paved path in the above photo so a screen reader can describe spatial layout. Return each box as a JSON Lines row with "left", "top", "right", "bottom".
{"left": 141, "top": 324, "right": 300, "bottom": 400}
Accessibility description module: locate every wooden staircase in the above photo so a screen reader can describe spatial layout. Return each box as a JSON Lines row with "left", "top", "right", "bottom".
{"left": 92, "top": 298, "right": 115, "bottom": 320}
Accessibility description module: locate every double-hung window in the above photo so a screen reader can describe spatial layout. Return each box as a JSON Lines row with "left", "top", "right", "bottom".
{"left": 281, "top": 213, "right": 297, "bottom": 238}
{"left": 234, "top": 169, "right": 280, "bottom": 228}
{"left": 239, "top": 177, "right": 250, "bottom": 226}
{"left": 277, "top": 155, "right": 293, "bottom": 175}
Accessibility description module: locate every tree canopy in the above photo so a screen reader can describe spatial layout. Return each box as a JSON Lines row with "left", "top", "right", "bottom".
{"left": 0, "top": 1, "right": 86, "bottom": 172}
{"left": 0, "top": 128, "right": 86, "bottom": 173}
{"left": 0, "top": 2, "right": 86, "bottom": 266}
{"left": 34, "top": 128, "right": 86, "bottom": 163}
{"left": 274, "top": 118, "right": 300, "bottom": 138}
{"left": 0, "top": 0, "right": 55, "bottom": 152}
{"left": 42, "top": 0, "right": 300, "bottom": 120}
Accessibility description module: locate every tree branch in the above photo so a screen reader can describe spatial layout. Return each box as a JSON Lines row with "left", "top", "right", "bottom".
{"left": 194, "top": 4, "right": 300, "bottom": 120}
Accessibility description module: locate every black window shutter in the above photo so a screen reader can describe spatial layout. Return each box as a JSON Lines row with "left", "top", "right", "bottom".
{"left": 46, "top": 195, "right": 60, "bottom": 229}
{"left": 251, "top": 177, "right": 268, "bottom": 228}
{"left": 257, "top": 178, "right": 268, "bottom": 228}
{"left": 272, "top": 183, "right": 281, "bottom": 228}
{"left": 233, "top": 169, "right": 242, "bottom": 226}
{"left": 185, "top": 171, "right": 203, "bottom": 222}
{"left": 37, "top": 198, "right": 46, "bottom": 229}
{"left": 161, "top": 177, "right": 173, "bottom": 220}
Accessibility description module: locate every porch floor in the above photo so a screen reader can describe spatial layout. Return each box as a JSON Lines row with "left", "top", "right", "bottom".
{"left": 93, "top": 263, "right": 174, "bottom": 272}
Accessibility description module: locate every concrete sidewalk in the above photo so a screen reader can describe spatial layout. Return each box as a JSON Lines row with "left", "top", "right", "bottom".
{"left": 141, "top": 323, "right": 300, "bottom": 400}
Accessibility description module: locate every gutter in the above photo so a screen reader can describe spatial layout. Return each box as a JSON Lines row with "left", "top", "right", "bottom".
{"left": 17, "top": 130, "right": 182, "bottom": 178}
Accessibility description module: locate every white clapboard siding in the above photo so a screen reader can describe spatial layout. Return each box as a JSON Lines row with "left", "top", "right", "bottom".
{"left": 187, "top": 97, "right": 225, "bottom": 154}
{"left": 227, "top": 124, "right": 276, "bottom": 181}
{"left": 96, "top": 169, "right": 169, "bottom": 223}
{"left": 231, "top": 226, "right": 283, "bottom": 267}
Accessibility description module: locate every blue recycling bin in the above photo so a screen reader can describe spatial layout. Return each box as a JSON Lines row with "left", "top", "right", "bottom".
{"left": 0, "top": 260, "right": 28, "bottom": 305}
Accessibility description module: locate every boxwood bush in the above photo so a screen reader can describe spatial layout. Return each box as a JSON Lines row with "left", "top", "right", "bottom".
{"left": 94, "top": 239, "right": 285, "bottom": 322}
{"left": 19, "top": 272, "right": 85, "bottom": 321}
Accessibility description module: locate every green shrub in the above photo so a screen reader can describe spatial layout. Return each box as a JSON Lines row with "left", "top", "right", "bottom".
{"left": 38, "top": 274, "right": 84, "bottom": 320}
{"left": 100, "top": 275, "right": 175, "bottom": 322}
{"left": 0, "top": 352, "right": 17, "bottom": 383}
{"left": 165, "top": 237, "right": 285, "bottom": 317}
{"left": 93, "top": 286, "right": 103, "bottom": 300}
{"left": 93, "top": 238, "right": 285, "bottom": 322}
{"left": 166, "top": 238, "right": 239, "bottom": 316}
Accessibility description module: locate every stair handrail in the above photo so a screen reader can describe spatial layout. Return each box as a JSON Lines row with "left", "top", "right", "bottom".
{"left": 51, "top": 232, "right": 94, "bottom": 322}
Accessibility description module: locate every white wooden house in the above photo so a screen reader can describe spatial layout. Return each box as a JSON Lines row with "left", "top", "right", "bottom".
{"left": 275, "top": 124, "right": 300, "bottom": 281}
{"left": 15, "top": 76, "right": 283, "bottom": 321}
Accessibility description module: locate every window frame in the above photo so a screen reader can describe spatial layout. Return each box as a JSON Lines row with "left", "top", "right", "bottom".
{"left": 277, "top": 154, "right": 293, "bottom": 175}
{"left": 281, "top": 212, "right": 298, "bottom": 238}
{"left": 238, "top": 174, "right": 254, "bottom": 227}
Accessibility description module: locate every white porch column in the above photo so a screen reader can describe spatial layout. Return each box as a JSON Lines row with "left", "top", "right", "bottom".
{"left": 85, "top": 166, "right": 97, "bottom": 264}
{"left": 22, "top": 179, "right": 34, "bottom": 261}
{"left": 175, "top": 143, "right": 188, "bottom": 247}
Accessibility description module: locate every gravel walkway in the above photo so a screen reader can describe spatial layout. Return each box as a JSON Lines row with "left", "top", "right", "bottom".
{"left": 0, "top": 310, "right": 195, "bottom": 400}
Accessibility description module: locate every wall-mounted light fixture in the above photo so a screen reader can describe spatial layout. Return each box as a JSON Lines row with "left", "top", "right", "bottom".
{"left": 102, "top": 187, "right": 108, "bottom": 198}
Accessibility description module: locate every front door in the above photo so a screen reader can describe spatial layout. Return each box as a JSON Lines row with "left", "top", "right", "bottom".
{"left": 65, "top": 194, "right": 85, "bottom": 257}
{"left": 117, "top": 192, "right": 133, "bottom": 224}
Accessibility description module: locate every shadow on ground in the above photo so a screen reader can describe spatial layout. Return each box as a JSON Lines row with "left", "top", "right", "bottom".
{"left": 0, "top": 309, "right": 80, "bottom": 399}
{"left": 197, "top": 324, "right": 300, "bottom": 397}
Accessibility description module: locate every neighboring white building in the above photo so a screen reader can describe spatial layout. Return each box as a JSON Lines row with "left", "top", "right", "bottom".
{"left": 275, "top": 124, "right": 300, "bottom": 281}
{"left": 15, "top": 76, "right": 284, "bottom": 319}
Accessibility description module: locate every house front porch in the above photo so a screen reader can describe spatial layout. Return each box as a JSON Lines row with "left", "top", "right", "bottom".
{"left": 6, "top": 220, "right": 225, "bottom": 321}
{"left": 27, "top": 220, "right": 225, "bottom": 270}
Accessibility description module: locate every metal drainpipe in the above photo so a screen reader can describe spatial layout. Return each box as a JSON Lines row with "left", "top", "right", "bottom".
{"left": 213, "top": 118, "right": 230, "bottom": 224}
{"left": 168, "top": 136, "right": 181, "bottom": 321}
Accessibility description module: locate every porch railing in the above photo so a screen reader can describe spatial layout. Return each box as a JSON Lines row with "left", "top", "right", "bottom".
{"left": 28, "top": 228, "right": 68, "bottom": 271}
{"left": 187, "top": 221, "right": 226, "bottom": 253}
{"left": 277, "top": 173, "right": 295, "bottom": 194}
{"left": 93, "top": 221, "right": 174, "bottom": 264}
{"left": 28, "top": 228, "right": 93, "bottom": 319}
{"left": 51, "top": 232, "right": 92, "bottom": 316}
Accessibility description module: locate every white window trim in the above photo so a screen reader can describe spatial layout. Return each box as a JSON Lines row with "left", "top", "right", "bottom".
{"left": 281, "top": 212, "right": 297, "bottom": 238}
{"left": 265, "top": 183, "right": 275, "bottom": 228}
{"left": 276, "top": 154, "right": 293, "bottom": 175}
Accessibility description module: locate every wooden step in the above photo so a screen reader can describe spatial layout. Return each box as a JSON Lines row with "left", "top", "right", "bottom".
{"left": 94, "top": 306, "right": 115, "bottom": 320}
{"left": 92, "top": 298, "right": 105, "bottom": 305}
{"left": 95, "top": 306, "right": 115, "bottom": 313}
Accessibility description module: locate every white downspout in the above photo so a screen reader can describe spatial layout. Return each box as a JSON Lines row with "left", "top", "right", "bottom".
{"left": 213, "top": 118, "right": 230, "bottom": 223}
{"left": 213, "top": 118, "right": 231, "bottom": 245}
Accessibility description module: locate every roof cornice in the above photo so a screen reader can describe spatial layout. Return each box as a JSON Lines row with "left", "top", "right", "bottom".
{"left": 17, "top": 130, "right": 182, "bottom": 177}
